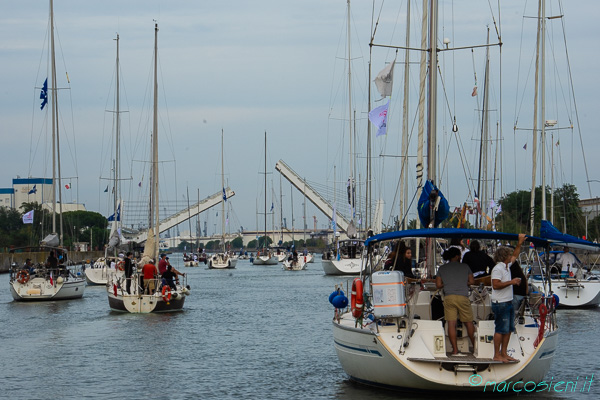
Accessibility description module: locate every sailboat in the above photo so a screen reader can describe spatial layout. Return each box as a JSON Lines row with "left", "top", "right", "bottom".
{"left": 208, "top": 129, "right": 236, "bottom": 269}
{"left": 531, "top": 221, "right": 600, "bottom": 307}
{"left": 9, "top": 0, "right": 86, "bottom": 301}
{"left": 514, "top": 1, "right": 600, "bottom": 308}
{"left": 106, "top": 23, "right": 189, "bottom": 313}
{"left": 321, "top": 1, "right": 363, "bottom": 276}
{"left": 86, "top": 34, "right": 126, "bottom": 285}
{"left": 330, "top": 0, "right": 558, "bottom": 391}
{"left": 252, "top": 132, "right": 279, "bottom": 266}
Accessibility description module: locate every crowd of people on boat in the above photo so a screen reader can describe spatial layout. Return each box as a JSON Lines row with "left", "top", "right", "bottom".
{"left": 379, "top": 233, "right": 539, "bottom": 362}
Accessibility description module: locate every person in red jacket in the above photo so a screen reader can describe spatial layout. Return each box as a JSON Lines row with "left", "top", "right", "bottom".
{"left": 142, "top": 259, "right": 159, "bottom": 294}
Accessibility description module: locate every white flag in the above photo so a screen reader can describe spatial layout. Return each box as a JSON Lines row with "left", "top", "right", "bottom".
{"left": 374, "top": 57, "right": 396, "bottom": 98}
{"left": 368, "top": 100, "right": 390, "bottom": 137}
{"left": 23, "top": 210, "right": 34, "bottom": 224}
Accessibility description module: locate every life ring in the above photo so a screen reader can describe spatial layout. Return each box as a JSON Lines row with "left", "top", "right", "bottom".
{"left": 351, "top": 278, "right": 364, "bottom": 318}
{"left": 161, "top": 285, "right": 172, "bottom": 302}
{"left": 116, "top": 261, "right": 125, "bottom": 271}
{"left": 16, "top": 269, "right": 30, "bottom": 284}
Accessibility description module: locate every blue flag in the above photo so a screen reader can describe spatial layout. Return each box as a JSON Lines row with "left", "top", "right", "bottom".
{"left": 28, "top": 184, "right": 37, "bottom": 195}
{"left": 104, "top": 186, "right": 109, "bottom": 193}
{"left": 40, "top": 78, "right": 48, "bottom": 110}
{"left": 107, "top": 203, "right": 121, "bottom": 222}
{"left": 222, "top": 187, "right": 227, "bottom": 201}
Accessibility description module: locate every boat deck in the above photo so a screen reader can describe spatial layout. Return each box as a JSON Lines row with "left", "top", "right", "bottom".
{"left": 408, "top": 353, "right": 518, "bottom": 365}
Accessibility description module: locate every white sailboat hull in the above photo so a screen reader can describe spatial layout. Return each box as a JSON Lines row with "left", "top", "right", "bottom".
{"left": 322, "top": 258, "right": 363, "bottom": 275}
{"left": 530, "top": 277, "right": 600, "bottom": 307}
{"left": 11, "top": 276, "right": 85, "bottom": 301}
{"left": 252, "top": 255, "right": 279, "bottom": 265}
{"left": 282, "top": 258, "right": 307, "bottom": 271}
{"left": 184, "top": 260, "right": 199, "bottom": 267}
{"left": 333, "top": 310, "right": 558, "bottom": 391}
{"left": 106, "top": 274, "right": 188, "bottom": 313}
{"left": 208, "top": 253, "right": 236, "bottom": 269}
{"left": 85, "top": 265, "right": 124, "bottom": 285}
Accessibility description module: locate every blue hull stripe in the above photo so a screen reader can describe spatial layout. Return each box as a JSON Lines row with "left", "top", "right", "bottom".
{"left": 334, "top": 340, "right": 382, "bottom": 357}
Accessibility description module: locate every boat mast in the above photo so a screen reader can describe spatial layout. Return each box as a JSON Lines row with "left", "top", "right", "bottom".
{"left": 426, "top": 0, "right": 439, "bottom": 277}
{"left": 540, "top": 0, "right": 547, "bottom": 221}
{"left": 347, "top": 0, "right": 355, "bottom": 228}
{"left": 115, "top": 33, "right": 121, "bottom": 222}
{"left": 476, "top": 28, "right": 491, "bottom": 229}
{"left": 221, "top": 129, "right": 226, "bottom": 253}
{"left": 290, "top": 184, "right": 294, "bottom": 247}
{"left": 399, "top": 0, "right": 411, "bottom": 230}
{"left": 303, "top": 178, "right": 307, "bottom": 245}
{"left": 152, "top": 22, "right": 160, "bottom": 263}
{"left": 414, "top": 0, "right": 428, "bottom": 264}
{"left": 49, "top": 0, "right": 63, "bottom": 242}
{"left": 529, "top": 1, "right": 542, "bottom": 236}
{"left": 264, "top": 131, "right": 267, "bottom": 249}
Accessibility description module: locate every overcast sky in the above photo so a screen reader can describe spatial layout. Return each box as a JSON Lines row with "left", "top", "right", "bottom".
{"left": 1, "top": 0, "right": 598, "bottom": 237}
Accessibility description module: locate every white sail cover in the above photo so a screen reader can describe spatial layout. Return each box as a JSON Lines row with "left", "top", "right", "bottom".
{"left": 41, "top": 233, "right": 59, "bottom": 247}
{"left": 140, "top": 228, "right": 157, "bottom": 265}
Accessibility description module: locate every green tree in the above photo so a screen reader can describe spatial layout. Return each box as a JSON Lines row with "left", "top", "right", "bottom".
{"left": 247, "top": 239, "right": 257, "bottom": 249}
{"left": 497, "top": 184, "right": 586, "bottom": 236}
{"left": 230, "top": 236, "right": 243, "bottom": 249}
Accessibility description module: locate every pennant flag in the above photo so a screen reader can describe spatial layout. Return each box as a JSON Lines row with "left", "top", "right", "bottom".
{"left": 556, "top": 140, "right": 560, "bottom": 146}
{"left": 222, "top": 187, "right": 227, "bottom": 202}
{"left": 374, "top": 57, "right": 397, "bottom": 98}
{"left": 138, "top": 181, "right": 142, "bottom": 187}
{"left": 107, "top": 203, "right": 121, "bottom": 222}
{"left": 22, "top": 210, "right": 34, "bottom": 224}
{"left": 104, "top": 186, "right": 108, "bottom": 193}
{"left": 471, "top": 86, "right": 478, "bottom": 97}
{"left": 523, "top": 143, "right": 527, "bottom": 150}
{"left": 28, "top": 184, "right": 37, "bottom": 195}
{"left": 40, "top": 78, "right": 48, "bottom": 110}
{"left": 270, "top": 202, "right": 274, "bottom": 212}
{"left": 65, "top": 184, "right": 70, "bottom": 189}
{"left": 473, "top": 190, "right": 479, "bottom": 204}
{"left": 368, "top": 100, "right": 390, "bottom": 137}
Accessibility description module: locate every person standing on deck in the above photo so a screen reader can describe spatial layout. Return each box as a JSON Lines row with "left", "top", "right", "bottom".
{"left": 124, "top": 252, "right": 134, "bottom": 294}
{"left": 158, "top": 253, "right": 168, "bottom": 275}
{"left": 491, "top": 233, "right": 526, "bottom": 363}
{"left": 436, "top": 247, "right": 475, "bottom": 355}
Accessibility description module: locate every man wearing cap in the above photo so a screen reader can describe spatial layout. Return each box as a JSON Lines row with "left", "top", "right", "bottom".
{"left": 158, "top": 254, "right": 168, "bottom": 275}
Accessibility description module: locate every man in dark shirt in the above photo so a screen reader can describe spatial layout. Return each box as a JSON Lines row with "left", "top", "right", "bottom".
{"left": 462, "top": 240, "right": 495, "bottom": 277}
{"left": 47, "top": 251, "right": 58, "bottom": 269}
{"left": 162, "top": 265, "right": 178, "bottom": 289}
{"left": 124, "top": 252, "right": 134, "bottom": 294}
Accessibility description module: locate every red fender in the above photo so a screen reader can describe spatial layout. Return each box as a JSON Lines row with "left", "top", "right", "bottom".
{"left": 534, "top": 303, "right": 548, "bottom": 348}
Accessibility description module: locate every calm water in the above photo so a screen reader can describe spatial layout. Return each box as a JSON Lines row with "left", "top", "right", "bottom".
{"left": 1, "top": 258, "right": 598, "bottom": 400}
